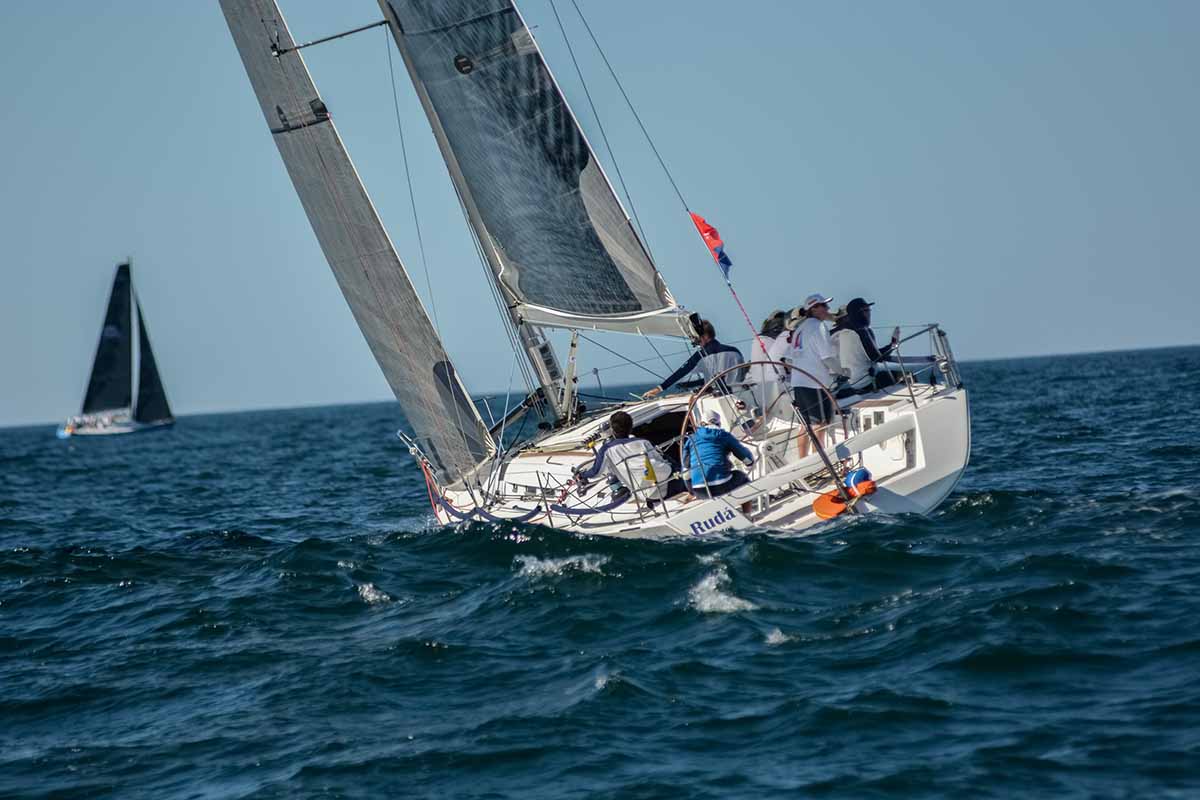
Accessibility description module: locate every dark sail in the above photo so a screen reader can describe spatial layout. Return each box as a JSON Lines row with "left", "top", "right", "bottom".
{"left": 133, "top": 301, "right": 173, "bottom": 424}
{"left": 81, "top": 263, "right": 133, "bottom": 414}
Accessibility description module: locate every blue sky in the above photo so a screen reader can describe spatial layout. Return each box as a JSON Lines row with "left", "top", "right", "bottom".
{"left": 2, "top": 1, "right": 1197, "bottom": 427}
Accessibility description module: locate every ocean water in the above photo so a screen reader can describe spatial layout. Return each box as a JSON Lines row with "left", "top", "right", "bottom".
{"left": 2, "top": 346, "right": 1199, "bottom": 799}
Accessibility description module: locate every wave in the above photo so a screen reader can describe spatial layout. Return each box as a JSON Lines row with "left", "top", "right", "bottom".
{"left": 356, "top": 583, "right": 393, "bottom": 605}
{"left": 513, "top": 554, "right": 610, "bottom": 578}
{"left": 688, "top": 564, "right": 757, "bottom": 613}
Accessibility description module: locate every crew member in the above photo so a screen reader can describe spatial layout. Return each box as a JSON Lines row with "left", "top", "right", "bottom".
{"left": 746, "top": 310, "right": 788, "bottom": 414}
{"left": 576, "top": 411, "right": 685, "bottom": 505}
{"left": 683, "top": 410, "right": 755, "bottom": 499}
{"left": 642, "top": 320, "right": 745, "bottom": 398}
{"left": 784, "top": 293, "right": 840, "bottom": 456}
{"left": 833, "top": 297, "right": 902, "bottom": 394}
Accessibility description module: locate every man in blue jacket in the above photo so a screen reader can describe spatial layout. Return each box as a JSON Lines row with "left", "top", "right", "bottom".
{"left": 683, "top": 411, "right": 755, "bottom": 499}
{"left": 642, "top": 320, "right": 745, "bottom": 398}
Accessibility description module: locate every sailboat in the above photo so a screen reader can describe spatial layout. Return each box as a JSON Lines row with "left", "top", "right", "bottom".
{"left": 57, "top": 262, "right": 174, "bottom": 438}
{"left": 220, "top": 0, "right": 970, "bottom": 537}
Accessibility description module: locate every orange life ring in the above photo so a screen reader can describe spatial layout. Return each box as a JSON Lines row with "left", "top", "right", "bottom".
{"left": 813, "top": 480, "right": 878, "bottom": 519}
{"left": 813, "top": 490, "right": 848, "bottom": 520}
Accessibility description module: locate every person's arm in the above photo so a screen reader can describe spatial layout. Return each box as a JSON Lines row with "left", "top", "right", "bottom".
{"left": 857, "top": 329, "right": 886, "bottom": 362}
{"left": 876, "top": 327, "right": 901, "bottom": 360}
{"left": 576, "top": 441, "right": 611, "bottom": 482}
{"left": 681, "top": 437, "right": 694, "bottom": 486}
{"left": 721, "top": 430, "right": 754, "bottom": 466}
{"left": 644, "top": 350, "right": 702, "bottom": 397}
{"left": 766, "top": 335, "right": 792, "bottom": 379}
{"left": 815, "top": 325, "right": 840, "bottom": 383}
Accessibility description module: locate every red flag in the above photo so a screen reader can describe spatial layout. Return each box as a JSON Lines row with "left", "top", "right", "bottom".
{"left": 690, "top": 212, "right": 733, "bottom": 279}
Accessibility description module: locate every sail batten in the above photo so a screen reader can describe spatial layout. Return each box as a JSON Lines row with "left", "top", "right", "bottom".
{"left": 380, "top": 0, "right": 691, "bottom": 338}
{"left": 221, "top": 0, "right": 496, "bottom": 484}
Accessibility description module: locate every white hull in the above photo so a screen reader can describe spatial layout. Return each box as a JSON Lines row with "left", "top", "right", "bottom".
{"left": 57, "top": 411, "right": 174, "bottom": 438}
{"left": 427, "top": 379, "right": 970, "bottom": 539}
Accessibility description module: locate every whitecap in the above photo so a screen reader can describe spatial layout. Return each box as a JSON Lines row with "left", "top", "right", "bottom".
{"left": 514, "top": 554, "right": 609, "bottom": 578}
{"left": 357, "top": 583, "right": 392, "bottom": 604}
{"left": 688, "top": 565, "right": 758, "bottom": 613}
{"left": 765, "top": 628, "right": 792, "bottom": 645}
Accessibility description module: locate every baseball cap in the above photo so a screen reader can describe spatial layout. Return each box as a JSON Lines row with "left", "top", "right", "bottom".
{"left": 803, "top": 293, "right": 833, "bottom": 311}
{"left": 705, "top": 410, "right": 723, "bottom": 427}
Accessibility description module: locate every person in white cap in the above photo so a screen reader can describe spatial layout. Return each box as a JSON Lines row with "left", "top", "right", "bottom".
{"left": 780, "top": 293, "right": 840, "bottom": 456}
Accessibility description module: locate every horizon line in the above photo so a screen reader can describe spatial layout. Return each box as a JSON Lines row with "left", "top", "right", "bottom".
{"left": 3, "top": 340, "right": 1196, "bottom": 432}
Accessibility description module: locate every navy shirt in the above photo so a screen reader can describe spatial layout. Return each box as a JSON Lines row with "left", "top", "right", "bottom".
{"left": 659, "top": 339, "right": 746, "bottom": 392}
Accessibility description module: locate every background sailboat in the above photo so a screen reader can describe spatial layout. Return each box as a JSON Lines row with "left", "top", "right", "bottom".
{"left": 58, "top": 262, "right": 174, "bottom": 438}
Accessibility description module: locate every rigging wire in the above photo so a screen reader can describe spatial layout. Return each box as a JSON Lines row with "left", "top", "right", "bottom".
{"left": 577, "top": 331, "right": 666, "bottom": 381}
{"left": 384, "top": 29, "right": 441, "bottom": 335}
{"left": 641, "top": 333, "right": 673, "bottom": 371}
{"left": 377, "top": 29, "right": 492, "bottom": 491}
{"left": 567, "top": 0, "right": 690, "bottom": 212}
{"left": 495, "top": 350, "right": 520, "bottom": 448}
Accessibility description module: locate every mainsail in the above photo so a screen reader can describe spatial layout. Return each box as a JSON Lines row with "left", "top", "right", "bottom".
{"left": 220, "top": 0, "right": 496, "bottom": 483}
{"left": 82, "top": 263, "right": 133, "bottom": 414}
{"left": 133, "top": 301, "right": 173, "bottom": 424}
{"left": 379, "top": 0, "right": 692, "bottom": 339}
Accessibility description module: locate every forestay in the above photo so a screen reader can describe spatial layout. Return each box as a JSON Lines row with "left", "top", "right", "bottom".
{"left": 379, "top": 0, "right": 692, "bottom": 339}
{"left": 82, "top": 263, "right": 133, "bottom": 414}
{"left": 220, "top": 0, "right": 495, "bottom": 484}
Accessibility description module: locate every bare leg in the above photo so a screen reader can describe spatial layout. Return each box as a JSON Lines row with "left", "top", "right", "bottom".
{"left": 800, "top": 421, "right": 828, "bottom": 459}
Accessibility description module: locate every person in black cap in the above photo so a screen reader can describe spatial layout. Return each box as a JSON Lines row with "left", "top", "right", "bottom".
{"left": 832, "top": 298, "right": 902, "bottom": 394}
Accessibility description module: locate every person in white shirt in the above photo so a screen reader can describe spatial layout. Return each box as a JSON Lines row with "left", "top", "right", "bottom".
{"left": 575, "top": 411, "right": 685, "bottom": 507}
{"left": 746, "top": 310, "right": 787, "bottom": 415}
{"left": 780, "top": 293, "right": 840, "bottom": 456}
